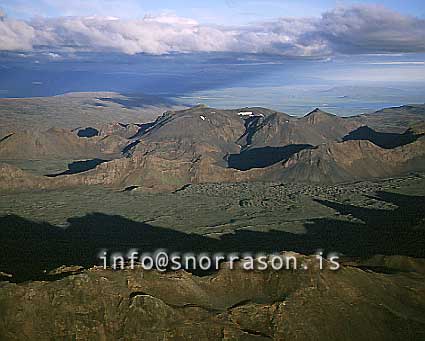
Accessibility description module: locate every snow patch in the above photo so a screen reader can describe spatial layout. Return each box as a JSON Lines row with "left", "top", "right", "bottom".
{"left": 238, "top": 111, "right": 264, "bottom": 117}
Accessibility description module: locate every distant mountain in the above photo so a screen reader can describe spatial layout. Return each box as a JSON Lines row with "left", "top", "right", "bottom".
{"left": 354, "top": 104, "right": 425, "bottom": 133}
{"left": 0, "top": 92, "right": 185, "bottom": 138}
{"left": 320, "top": 85, "right": 410, "bottom": 98}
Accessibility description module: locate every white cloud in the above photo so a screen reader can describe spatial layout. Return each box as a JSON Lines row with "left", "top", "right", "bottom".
{"left": 0, "top": 5, "right": 424, "bottom": 57}
{"left": 319, "top": 5, "right": 425, "bottom": 54}
{"left": 366, "top": 61, "right": 425, "bottom": 65}
{"left": 0, "top": 14, "right": 35, "bottom": 51}
{"left": 44, "top": 52, "right": 61, "bottom": 59}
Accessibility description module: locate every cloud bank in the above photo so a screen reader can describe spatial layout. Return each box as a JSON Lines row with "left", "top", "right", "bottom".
{"left": 0, "top": 5, "right": 424, "bottom": 57}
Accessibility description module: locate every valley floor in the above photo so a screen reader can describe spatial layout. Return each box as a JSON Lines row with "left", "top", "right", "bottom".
{"left": 1, "top": 173, "right": 424, "bottom": 282}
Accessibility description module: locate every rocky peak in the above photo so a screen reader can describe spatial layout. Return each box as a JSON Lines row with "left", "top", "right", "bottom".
{"left": 303, "top": 108, "right": 336, "bottom": 123}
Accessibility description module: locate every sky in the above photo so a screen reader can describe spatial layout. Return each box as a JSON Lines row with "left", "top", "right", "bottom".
{"left": 0, "top": 0, "right": 424, "bottom": 114}
{"left": 1, "top": 1, "right": 425, "bottom": 56}
{"left": 1, "top": 0, "right": 425, "bottom": 23}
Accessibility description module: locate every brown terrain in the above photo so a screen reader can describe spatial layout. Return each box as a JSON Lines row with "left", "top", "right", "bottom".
{"left": 1, "top": 101, "right": 425, "bottom": 340}
{"left": 1, "top": 255, "right": 424, "bottom": 340}
{"left": 0, "top": 92, "right": 184, "bottom": 138}
{"left": 0, "top": 104, "right": 424, "bottom": 192}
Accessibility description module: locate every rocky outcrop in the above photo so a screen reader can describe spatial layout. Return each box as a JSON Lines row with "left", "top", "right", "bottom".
{"left": 98, "top": 122, "right": 141, "bottom": 139}
{"left": 0, "top": 163, "right": 53, "bottom": 190}
{"left": 1, "top": 254, "right": 424, "bottom": 340}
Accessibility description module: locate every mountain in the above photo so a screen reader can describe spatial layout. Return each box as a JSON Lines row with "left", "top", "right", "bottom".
{"left": 0, "top": 104, "right": 424, "bottom": 192}
{"left": 341, "top": 126, "right": 420, "bottom": 149}
{"left": 82, "top": 105, "right": 423, "bottom": 190}
{"left": 265, "top": 137, "right": 425, "bottom": 183}
{"left": 232, "top": 108, "right": 361, "bottom": 148}
{"left": 353, "top": 104, "right": 425, "bottom": 133}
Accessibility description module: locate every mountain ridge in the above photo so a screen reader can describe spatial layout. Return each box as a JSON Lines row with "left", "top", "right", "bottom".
{"left": 0, "top": 104, "right": 424, "bottom": 192}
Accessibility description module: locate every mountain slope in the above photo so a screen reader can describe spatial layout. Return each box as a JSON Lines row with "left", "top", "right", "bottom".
{"left": 0, "top": 128, "right": 128, "bottom": 160}
{"left": 266, "top": 137, "right": 425, "bottom": 183}
{"left": 236, "top": 108, "right": 361, "bottom": 148}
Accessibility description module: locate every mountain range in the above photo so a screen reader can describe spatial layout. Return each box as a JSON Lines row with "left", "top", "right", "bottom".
{"left": 1, "top": 104, "right": 424, "bottom": 192}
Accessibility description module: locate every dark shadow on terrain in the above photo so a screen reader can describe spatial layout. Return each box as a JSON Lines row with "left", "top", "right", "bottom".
{"left": 116, "top": 122, "right": 131, "bottom": 128}
{"left": 239, "top": 116, "right": 261, "bottom": 147}
{"left": 77, "top": 127, "right": 99, "bottom": 138}
{"left": 99, "top": 94, "right": 176, "bottom": 109}
{"left": 1, "top": 191, "right": 424, "bottom": 282}
{"left": 129, "top": 122, "right": 156, "bottom": 139}
{"left": 343, "top": 126, "right": 422, "bottom": 149}
{"left": 123, "top": 186, "right": 139, "bottom": 192}
{"left": 122, "top": 140, "right": 140, "bottom": 155}
{"left": 46, "top": 159, "right": 108, "bottom": 177}
{"left": 228, "top": 144, "right": 314, "bottom": 170}
{"left": 93, "top": 102, "right": 108, "bottom": 107}
{"left": 0, "top": 133, "right": 14, "bottom": 143}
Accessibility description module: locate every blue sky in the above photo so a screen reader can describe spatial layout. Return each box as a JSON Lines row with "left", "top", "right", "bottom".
{"left": 1, "top": 0, "right": 424, "bottom": 23}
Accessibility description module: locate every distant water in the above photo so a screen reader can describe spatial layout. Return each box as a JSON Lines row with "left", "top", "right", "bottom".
{"left": 174, "top": 86, "right": 417, "bottom": 116}
{"left": 1, "top": 52, "right": 424, "bottom": 116}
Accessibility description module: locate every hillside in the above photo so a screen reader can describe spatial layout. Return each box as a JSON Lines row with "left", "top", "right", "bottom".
{"left": 0, "top": 128, "right": 127, "bottom": 160}
{"left": 1, "top": 255, "right": 424, "bottom": 340}
{"left": 266, "top": 137, "right": 425, "bottom": 183}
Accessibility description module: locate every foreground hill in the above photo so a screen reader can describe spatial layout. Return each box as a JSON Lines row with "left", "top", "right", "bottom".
{"left": 1, "top": 254, "right": 424, "bottom": 340}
